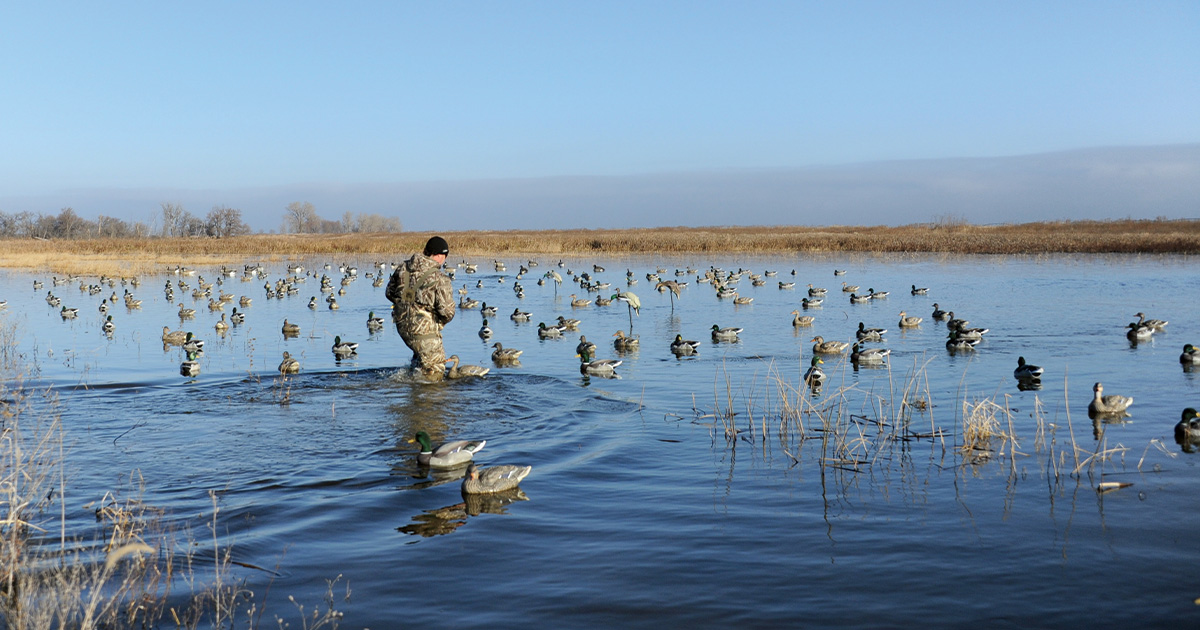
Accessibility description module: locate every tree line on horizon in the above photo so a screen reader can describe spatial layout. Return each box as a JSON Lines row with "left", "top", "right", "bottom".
{"left": 0, "top": 201, "right": 401, "bottom": 239}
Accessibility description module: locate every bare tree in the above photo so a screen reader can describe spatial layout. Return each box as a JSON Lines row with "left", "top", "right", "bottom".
{"left": 160, "top": 202, "right": 186, "bottom": 237}
{"left": 205, "top": 205, "right": 251, "bottom": 238}
{"left": 284, "top": 201, "right": 317, "bottom": 234}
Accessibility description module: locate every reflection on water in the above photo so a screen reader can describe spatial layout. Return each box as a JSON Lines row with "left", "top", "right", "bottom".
{"left": 3, "top": 254, "right": 1200, "bottom": 627}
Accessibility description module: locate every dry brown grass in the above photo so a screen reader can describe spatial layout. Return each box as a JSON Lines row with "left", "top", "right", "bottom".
{"left": 1, "top": 218, "right": 1197, "bottom": 275}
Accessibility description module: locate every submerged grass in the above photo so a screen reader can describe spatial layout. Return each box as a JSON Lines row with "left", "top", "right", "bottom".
{"left": 1, "top": 217, "right": 1198, "bottom": 275}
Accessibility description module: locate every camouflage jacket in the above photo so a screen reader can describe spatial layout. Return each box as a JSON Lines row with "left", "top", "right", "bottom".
{"left": 386, "top": 253, "right": 455, "bottom": 340}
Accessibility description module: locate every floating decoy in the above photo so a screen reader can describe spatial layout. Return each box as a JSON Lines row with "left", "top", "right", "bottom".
{"left": 869, "top": 288, "right": 889, "bottom": 299}
{"left": 60, "top": 306, "right": 79, "bottom": 319}
{"left": 569, "top": 294, "right": 592, "bottom": 308}
{"left": 898, "top": 311, "right": 923, "bottom": 328}
{"left": 1126, "top": 322, "right": 1154, "bottom": 342}
{"left": 802, "top": 297, "right": 823, "bottom": 309}
{"left": 790, "top": 309, "right": 815, "bottom": 327}
{"left": 278, "top": 351, "right": 300, "bottom": 374}
{"left": 577, "top": 350, "right": 621, "bottom": 376}
{"left": 162, "top": 326, "right": 187, "bottom": 344}
{"left": 410, "top": 431, "right": 486, "bottom": 469}
{"left": 282, "top": 319, "right": 300, "bottom": 335}
{"left": 231, "top": 307, "right": 246, "bottom": 324}
{"left": 911, "top": 284, "right": 929, "bottom": 295}
{"left": 537, "top": 322, "right": 565, "bottom": 338}
{"left": 1088, "top": 382, "right": 1133, "bottom": 416}
{"left": 332, "top": 336, "right": 358, "bottom": 357}
{"left": 842, "top": 282, "right": 860, "bottom": 293}
{"left": 214, "top": 313, "right": 229, "bottom": 331}
{"left": 182, "top": 332, "right": 204, "bottom": 353}
{"left": 711, "top": 324, "right": 743, "bottom": 341}
{"left": 101, "top": 315, "right": 115, "bottom": 334}
{"left": 446, "top": 355, "right": 490, "bottom": 378}
{"left": 491, "top": 342, "right": 523, "bottom": 362}
{"left": 481, "top": 302, "right": 498, "bottom": 317}
{"left": 945, "top": 331, "right": 979, "bottom": 351}
{"left": 803, "top": 356, "right": 826, "bottom": 386}
{"left": 849, "top": 293, "right": 871, "bottom": 304}
{"left": 811, "top": 336, "right": 850, "bottom": 355}
{"left": 612, "top": 330, "right": 639, "bottom": 350}
{"left": 1134, "top": 312, "right": 1168, "bottom": 330}
{"left": 1181, "top": 344, "right": 1200, "bottom": 365}
{"left": 576, "top": 335, "right": 597, "bottom": 356}
{"left": 366, "top": 311, "right": 384, "bottom": 330}
{"left": 733, "top": 296, "right": 753, "bottom": 304}
{"left": 851, "top": 343, "right": 890, "bottom": 364}
{"left": 556, "top": 315, "right": 581, "bottom": 330}
{"left": 807, "top": 284, "right": 827, "bottom": 297}
{"left": 1014, "top": 356, "right": 1043, "bottom": 379}
{"left": 462, "top": 461, "right": 531, "bottom": 495}
{"left": 180, "top": 352, "right": 201, "bottom": 377}
{"left": 178, "top": 303, "right": 195, "bottom": 319}
{"left": 931, "top": 303, "right": 949, "bottom": 320}
{"left": 671, "top": 334, "right": 701, "bottom": 355}
{"left": 856, "top": 322, "right": 886, "bottom": 341}
{"left": 511, "top": 307, "right": 532, "bottom": 322}
{"left": 1173, "top": 408, "right": 1200, "bottom": 443}
{"left": 308, "top": 296, "right": 318, "bottom": 309}
{"left": 478, "top": 319, "right": 493, "bottom": 339}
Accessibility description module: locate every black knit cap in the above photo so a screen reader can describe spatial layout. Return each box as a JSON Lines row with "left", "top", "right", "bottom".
{"left": 423, "top": 236, "right": 449, "bottom": 257}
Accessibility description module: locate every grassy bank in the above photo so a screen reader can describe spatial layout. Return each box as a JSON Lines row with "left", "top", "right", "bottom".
{"left": 0, "top": 218, "right": 1197, "bottom": 276}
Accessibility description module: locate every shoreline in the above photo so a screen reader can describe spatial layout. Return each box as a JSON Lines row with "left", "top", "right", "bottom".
{"left": 1, "top": 218, "right": 1197, "bottom": 276}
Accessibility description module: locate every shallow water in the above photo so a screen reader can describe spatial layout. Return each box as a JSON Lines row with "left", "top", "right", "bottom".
{"left": 3, "top": 253, "right": 1199, "bottom": 628}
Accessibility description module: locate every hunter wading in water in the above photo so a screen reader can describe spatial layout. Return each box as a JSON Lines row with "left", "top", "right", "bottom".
{"left": 387, "top": 236, "right": 455, "bottom": 381}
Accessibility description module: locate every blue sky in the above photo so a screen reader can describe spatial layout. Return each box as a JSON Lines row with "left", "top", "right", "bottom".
{"left": 1, "top": 2, "right": 1197, "bottom": 230}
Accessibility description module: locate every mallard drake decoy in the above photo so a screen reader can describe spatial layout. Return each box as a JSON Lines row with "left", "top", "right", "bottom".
{"left": 364, "top": 311, "right": 384, "bottom": 330}
{"left": 811, "top": 336, "right": 850, "bottom": 355}
{"left": 833, "top": 269, "right": 846, "bottom": 276}
{"left": 60, "top": 306, "right": 79, "bottom": 319}
{"left": 1134, "top": 312, "right": 1168, "bottom": 330}
{"left": 1089, "top": 382, "right": 1133, "bottom": 416}
{"left": 278, "top": 351, "right": 300, "bottom": 374}
{"left": 931, "top": 303, "right": 948, "bottom": 320}
{"left": 801, "top": 297, "right": 823, "bottom": 309}
{"left": 841, "top": 282, "right": 860, "bottom": 293}
{"left": 898, "top": 311, "right": 923, "bottom": 328}
{"left": 1014, "top": 356, "right": 1043, "bottom": 379}
{"left": 182, "top": 332, "right": 204, "bottom": 353}
{"left": 807, "top": 284, "right": 827, "bottom": 297}
{"left": 410, "top": 431, "right": 486, "bottom": 469}
{"left": 462, "top": 461, "right": 531, "bottom": 495}
{"left": 180, "top": 352, "right": 201, "bottom": 377}
{"left": 101, "top": 315, "right": 115, "bottom": 334}
{"left": 790, "top": 309, "right": 815, "bottom": 327}
{"left": 868, "top": 288, "right": 889, "bottom": 299}
{"left": 849, "top": 293, "right": 871, "bottom": 304}
{"left": 491, "top": 342, "right": 523, "bottom": 362}
{"left": 230, "top": 307, "right": 245, "bottom": 324}
{"left": 511, "top": 307, "right": 532, "bottom": 322}
{"left": 308, "top": 296, "right": 318, "bottom": 309}
{"left": 537, "top": 322, "right": 565, "bottom": 338}
{"left": 1173, "top": 408, "right": 1200, "bottom": 443}
{"left": 851, "top": 343, "right": 890, "bottom": 364}
{"left": 577, "top": 350, "right": 621, "bottom": 376}
{"left": 711, "top": 324, "right": 743, "bottom": 341}
{"left": 556, "top": 315, "right": 581, "bottom": 330}
{"left": 856, "top": 322, "right": 886, "bottom": 341}
{"left": 613, "top": 330, "right": 640, "bottom": 350}
{"left": 98, "top": 301, "right": 109, "bottom": 314}
{"left": 945, "top": 331, "right": 979, "bottom": 351}
{"left": 954, "top": 326, "right": 990, "bottom": 340}
{"left": 576, "top": 335, "right": 597, "bottom": 356}
{"left": 479, "top": 319, "right": 493, "bottom": 339}
{"left": 569, "top": 294, "right": 592, "bottom": 308}
{"left": 671, "top": 334, "right": 700, "bottom": 355}
{"left": 481, "top": 302, "right": 498, "bottom": 317}
{"left": 803, "top": 356, "right": 826, "bottom": 386}
{"left": 446, "top": 355, "right": 490, "bottom": 378}
{"left": 332, "top": 336, "right": 358, "bottom": 357}
{"left": 162, "top": 326, "right": 187, "bottom": 344}
{"left": 911, "top": 284, "right": 929, "bottom": 295}
{"left": 1126, "top": 322, "right": 1154, "bottom": 341}
{"left": 328, "top": 298, "right": 339, "bottom": 310}
{"left": 1181, "top": 344, "right": 1200, "bottom": 365}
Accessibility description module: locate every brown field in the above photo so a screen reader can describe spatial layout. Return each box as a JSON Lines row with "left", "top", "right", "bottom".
{"left": 2, "top": 218, "right": 1197, "bottom": 276}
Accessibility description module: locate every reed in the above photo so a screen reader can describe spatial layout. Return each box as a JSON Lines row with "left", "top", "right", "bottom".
{"left": 1, "top": 218, "right": 1197, "bottom": 274}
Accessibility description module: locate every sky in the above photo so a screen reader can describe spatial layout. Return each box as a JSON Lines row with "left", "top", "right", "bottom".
{"left": 1, "top": 1, "right": 1197, "bottom": 231}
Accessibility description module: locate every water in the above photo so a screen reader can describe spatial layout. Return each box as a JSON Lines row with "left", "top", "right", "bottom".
{"left": 3, "top": 253, "right": 1199, "bottom": 628}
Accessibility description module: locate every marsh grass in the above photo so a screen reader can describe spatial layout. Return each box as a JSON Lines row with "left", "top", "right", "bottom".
{"left": 2, "top": 218, "right": 1198, "bottom": 274}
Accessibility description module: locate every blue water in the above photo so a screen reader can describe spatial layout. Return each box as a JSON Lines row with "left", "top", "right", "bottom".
{"left": 2, "top": 253, "right": 1199, "bottom": 628}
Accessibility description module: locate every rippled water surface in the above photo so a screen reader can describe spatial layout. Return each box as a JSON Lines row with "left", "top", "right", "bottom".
{"left": 3, "top": 253, "right": 1199, "bottom": 628}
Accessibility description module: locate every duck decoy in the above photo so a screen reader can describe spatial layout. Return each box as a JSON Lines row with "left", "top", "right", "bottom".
{"left": 945, "top": 331, "right": 979, "bottom": 351}
{"left": 1126, "top": 322, "right": 1154, "bottom": 342}
{"left": 461, "top": 461, "right": 531, "bottom": 495}
{"left": 711, "top": 324, "right": 743, "bottom": 341}
{"left": 1135, "top": 312, "right": 1168, "bottom": 330}
{"left": 214, "top": 313, "right": 229, "bottom": 331}
{"left": 101, "top": 315, "right": 115, "bottom": 334}
{"left": 841, "top": 282, "right": 860, "bottom": 293}
{"left": 1088, "top": 382, "right": 1133, "bottom": 416}
{"left": 479, "top": 319, "right": 493, "bottom": 339}
{"left": 868, "top": 288, "right": 889, "bottom": 299}
{"left": 911, "top": 284, "right": 929, "bottom": 295}
{"left": 856, "top": 322, "right": 886, "bottom": 341}
{"left": 849, "top": 293, "right": 871, "bottom": 304}
{"left": 491, "top": 342, "right": 523, "bottom": 362}
{"left": 446, "top": 355, "right": 490, "bottom": 378}
{"left": 231, "top": 307, "right": 246, "bottom": 324}
{"left": 367, "top": 311, "right": 384, "bottom": 330}
{"left": 282, "top": 319, "right": 301, "bottom": 336}
{"left": 1014, "top": 356, "right": 1043, "bottom": 379}
{"left": 569, "top": 294, "right": 592, "bottom": 308}
{"left": 180, "top": 352, "right": 201, "bottom": 377}
{"left": 612, "top": 330, "right": 639, "bottom": 350}
{"left": 671, "top": 334, "right": 700, "bottom": 356}
{"left": 537, "top": 322, "right": 565, "bottom": 338}
{"left": 576, "top": 335, "right": 597, "bottom": 356}
{"left": 511, "top": 307, "right": 532, "bottom": 322}
{"left": 577, "top": 350, "right": 621, "bottom": 376}
{"left": 182, "top": 333, "right": 204, "bottom": 353}
{"left": 278, "top": 351, "right": 300, "bottom": 374}
{"left": 931, "top": 303, "right": 949, "bottom": 320}
{"left": 332, "top": 336, "right": 358, "bottom": 357}
{"left": 803, "top": 356, "right": 826, "bottom": 386}
{"left": 1173, "top": 408, "right": 1200, "bottom": 443}
{"left": 811, "top": 336, "right": 850, "bottom": 355}
{"left": 851, "top": 343, "right": 890, "bottom": 365}
{"left": 410, "top": 431, "right": 486, "bottom": 469}
{"left": 790, "top": 309, "right": 815, "bottom": 327}
{"left": 898, "top": 311, "right": 923, "bottom": 328}
{"left": 1181, "top": 344, "right": 1200, "bottom": 365}
{"left": 162, "top": 326, "right": 187, "bottom": 345}
{"left": 802, "top": 297, "right": 823, "bottom": 309}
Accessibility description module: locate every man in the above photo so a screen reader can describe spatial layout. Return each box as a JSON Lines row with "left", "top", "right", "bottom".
{"left": 386, "top": 236, "right": 455, "bottom": 381}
